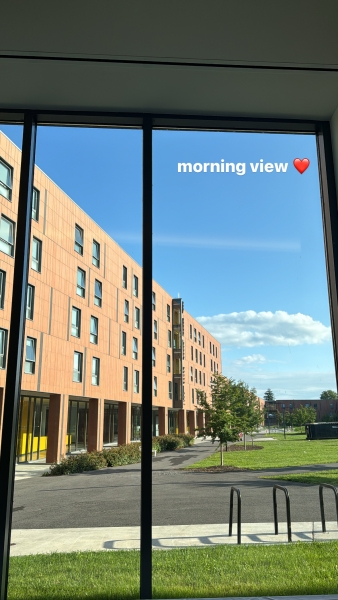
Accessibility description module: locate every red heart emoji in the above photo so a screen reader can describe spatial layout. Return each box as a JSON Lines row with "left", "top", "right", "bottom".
{"left": 293, "top": 158, "right": 310, "bottom": 174}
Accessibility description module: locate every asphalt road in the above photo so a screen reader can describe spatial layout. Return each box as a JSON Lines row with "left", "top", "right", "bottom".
{"left": 12, "top": 440, "right": 338, "bottom": 529}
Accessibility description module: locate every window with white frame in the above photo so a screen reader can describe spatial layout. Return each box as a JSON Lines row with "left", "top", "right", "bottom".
{"left": 153, "top": 319, "right": 157, "bottom": 340}
{"left": 152, "top": 346, "right": 156, "bottom": 367}
{"left": 0, "top": 328, "right": 8, "bottom": 368}
{"left": 0, "top": 270, "right": 5, "bottom": 309}
{"left": 167, "top": 354, "right": 171, "bottom": 373}
{"left": 76, "top": 268, "right": 86, "bottom": 297}
{"left": 24, "top": 337, "right": 36, "bottom": 374}
{"left": 90, "top": 316, "right": 98, "bottom": 344}
{"left": 124, "top": 299, "right": 129, "bottom": 322}
{"left": 74, "top": 224, "right": 84, "bottom": 255}
{"left": 122, "top": 265, "right": 127, "bottom": 289}
{"left": 133, "top": 274, "right": 138, "bottom": 297}
{"left": 73, "top": 351, "right": 82, "bottom": 382}
{"left": 0, "top": 159, "right": 12, "bottom": 201}
{"left": 121, "top": 331, "right": 126, "bottom": 355}
{"left": 135, "top": 306, "right": 140, "bottom": 329}
{"left": 94, "top": 279, "right": 102, "bottom": 307}
{"left": 133, "top": 337, "right": 138, "bottom": 360}
{"left": 134, "top": 370, "right": 139, "bottom": 393}
{"left": 123, "top": 366, "right": 128, "bottom": 391}
{"left": 92, "top": 240, "right": 100, "bottom": 267}
{"left": 31, "top": 237, "right": 42, "bottom": 272}
{"left": 92, "top": 357, "right": 100, "bottom": 385}
{"left": 154, "top": 376, "right": 157, "bottom": 397}
{"left": 0, "top": 215, "right": 15, "bottom": 257}
{"left": 71, "top": 307, "right": 81, "bottom": 337}
{"left": 32, "top": 188, "right": 40, "bottom": 221}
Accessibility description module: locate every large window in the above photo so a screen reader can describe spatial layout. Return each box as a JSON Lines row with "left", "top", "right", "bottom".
{"left": 0, "top": 215, "right": 15, "bottom": 256}
{"left": 31, "top": 237, "right": 42, "bottom": 272}
{"left": 24, "top": 337, "right": 36, "bottom": 374}
{"left": 0, "top": 158, "right": 12, "bottom": 200}
{"left": 73, "top": 351, "right": 83, "bottom": 382}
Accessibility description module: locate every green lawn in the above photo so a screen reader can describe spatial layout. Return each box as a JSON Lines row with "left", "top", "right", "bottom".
{"left": 262, "top": 470, "right": 338, "bottom": 485}
{"left": 8, "top": 543, "right": 338, "bottom": 599}
{"left": 187, "top": 433, "right": 338, "bottom": 470}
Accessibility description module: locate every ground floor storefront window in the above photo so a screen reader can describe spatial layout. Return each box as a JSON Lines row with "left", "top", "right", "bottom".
{"left": 103, "top": 402, "right": 118, "bottom": 445}
{"left": 152, "top": 409, "right": 159, "bottom": 437}
{"left": 131, "top": 405, "right": 141, "bottom": 441}
{"left": 67, "top": 399, "right": 88, "bottom": 453}
{"left": 168, "top": 410, "right": 179, "bottom": 434}
{"left": 17, "top": 395, "right": 49, "bottom": 462}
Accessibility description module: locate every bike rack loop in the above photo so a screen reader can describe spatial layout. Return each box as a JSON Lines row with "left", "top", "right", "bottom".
{"left": 229, "top": 486, "right": 241, "bottom": 545}
{"left": 319, "top": 483, "right": 338, "bottom": 533}
{"left": 273, "top": 484, "right": 292, "bottom": 543}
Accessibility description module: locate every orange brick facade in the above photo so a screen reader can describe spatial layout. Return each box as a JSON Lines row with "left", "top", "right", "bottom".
{"left": 0, "top": 131, "right": 221, "bottom": 462}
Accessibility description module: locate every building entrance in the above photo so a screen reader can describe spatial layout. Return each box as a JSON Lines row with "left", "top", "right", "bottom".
{"left": 168, "top": 410, "right": 179, "bottom": 434}
{"left": 67, "top": 400, "right": 88, "bottom": 453}
{"left": 103, "top": 402, "right": 118, "bottom": 445}
{"left": 17, "top": 396, "right": 49, "bottom": 462}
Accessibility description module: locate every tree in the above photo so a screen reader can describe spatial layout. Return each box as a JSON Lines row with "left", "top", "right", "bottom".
{"left": 264, "top": 388, "right": 275, "bottom": 402}
{"left": 320, "top": 390, "right": 338, "bottom": 401}
{"left": 196, "top": 375, "right": 241, "bottom": 466}
{"left": 292, "top": 406, "right": 316, "bottom": 431}
{"left": 232, "top": 381, "right": 263, "bottom": 449}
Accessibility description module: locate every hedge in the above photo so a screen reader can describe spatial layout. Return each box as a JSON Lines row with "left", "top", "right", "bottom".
{"left": 44, "top": 433, "right": 194, "bottom": 476}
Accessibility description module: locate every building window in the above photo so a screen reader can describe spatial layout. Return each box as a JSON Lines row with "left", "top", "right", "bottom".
{"left": 152, "top": 347, "right": 156, "bottom": 367}
{"left": 167, "top": 304, "right": 170, "bottom": 322}
{"left": 124, "top": 300, "right": 129, "bottom": 323}
{"left": 203, "top": 373, "right": 206, "bottom": 386}
{"left": 133, "top": 275, "right": 138, "bottom": 297}
{"left": 191, "top": 346, "right": 193, "bottom": 360}
{"left": 314, "top": 403, "right": 317, "bottom": 409}
{"left": 199, "top": 371, "right": 202, "bottom": 384}
{"left": 32, "top": 188, "right": 40, "bottom": 221}
{"left": 192, "top": 389, "right": 195, "bottom": 404}
{"left": 76, "top": 268, "right": 86, "bottom": 297}
{"left": 195, "top": 349, "right": 198, "bottom": 363}
{"left": 122, "top": 265, "right": 127, "bottom": 289}
{"left": 214, "top": 361, "right": 217, "bottom": 372}
{"left": 210, "top": 341, "right": 212, "bottom": 353}
{"left": 121, "top": 331, "right": 126, "bottom": 355}
{"left": 152, "top": 291, "right": 156, "bottom": 310}
{"left": 71, "top": 307, "right": 81, "bottom": 338}
{"left": 190, "top": 324, "right": 192, "bottom": 339}
{"left": 31, "top": 237, "right": 42, "bottom": 272}
{"left": 202, "top": 335, "right": 205, "bottom": 348}
{"left": 73, "top": 351, "right": 82, "bottom": 382}
{"left": 195, "top": 369, "right": 198, "bottom": 383}
{"left": 0, "top": 270, "right": 5, "bottom": 309}
{"left": 90, "top": 316, "right": 98, "bottom": 344}
{"left": 200, "top": 352, "right": 202, "bottom": 365}
{"left": 92, "top": 240, "right": 100, "bottom": 267}
{"left": 135, "top": 307, "right": 140, "bottom": 329}
{"left": 194, "top": 328, "right": 197, "bottom": 343}
{"left": 26, "top": 284, "right": 36, "bottom": 322}
{"left": 154, "top": 376, "right": 157, "bottom": 397}
{"left": 168, "top": 381, "right": 172, "bottom": 399}
{"left": 92, "top": 357, "right": 100, "bottom": 386}
{"left": 0, "top": 328, "right": 8, "bottom": 369}
{"left": 154, "top": 320, "right": 157, "bottom": 340}
{"left": 190, "top": 366, "right": 193, "bottom": 382}
{"left": 203, "top": 354, "right": 206, "bottom": 367}
{"left": 74, "top": 224, "right": 84, "bottom": 255}
{"left": 133, "top": 337, "right": 138, "bottom": 360}
{"left": 168, "top": 330, "right": 172, "bottom": 348}
{"left": 167, "top": 354, "right": 171, "bottom": 373}
{"left": 0, "top": 215, "right": 15, "bottom": 257}
{"left": 0, "top": 159, "right": 12, "bottom": 201}
{"left": 134, "top": 369, "right": 140, "bottom": 393}
{"left": 211, "top": 359, "right": 213, "bottom": 371}
{"left": 94, "top": 279, "right": 102, "bottom": 307}
{"left": 216, "top": 347, "right": 218, "bottom": 358}
{"left": 123, "top": 366, "right": 128, "bottom": 391}
{"left": 213, "top": 344, "right": 215, "bottom": 356}
{"left": 24, "top": 337, "right": 36, "bottom": 374}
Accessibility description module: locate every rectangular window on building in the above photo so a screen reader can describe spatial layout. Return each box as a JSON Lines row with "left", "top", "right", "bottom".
{"left": 94, "top": 279, "right": 102, "bottom": 307}
{"left": 135, "top": 306, "right": 140, "bottom": 329}
{"left": 167, "top": 354, "right": 171, "bottom": 373}
{"left": 152, "top": 347, "right": 156, "bottom": 367}
{"left": 0, "top": 270, "right": 5, "bottom": 309}
{"left": 134, "top": 369, "right": 140, "bottom": 393}
{"left": 168, "top": 381, "right": 172, "bottom": 399}
{"left": 190, "top": 366, "right": 193, "bottom": 382}
{"left": 214, "top": 361, "right": 216, "bottom": 372}
{"left": 195, "top": 369, "right": 198, "bottom": 383}
{"left": 152, "top": 291, "right": 156, "bottom": 310}
{"left": 191, "top": 346, "right": 193, "bottom": 360}
{"left": 154, "top": 376, "right": 157, "bottom": 397}
{"left": 192, "top": 388, "right": 194, "bottom": 404}
{"left": 90, "top": 316, "right": 98, "bottom": 344}
{"left": 167, "top": 304, "right": 170, "bottom": 322}
{"left": 199, "top": 371, "right": 202, "bottom": 384}
{"left": 194, "top": 328, "right": 197, "bottom": 342}
{"left": 168, "top": 330, "right": 172, "bottom": 348}
{"left": 133, "top": 337, "right": 138, "bottom": 360}
{"left": 0, "top": 328, "right": 8, "bottom": 368}
{"left": 213, "top": 344, "right": 215, "bottom": 356}
{"left": 0, "top": 158, "right": 12, "bottom": 201}
{"left": 210, "top": 341, "right": 212, "bottom": 353}
{"left": 24, "top": 337, "right": 36, "bottom": 374}
{"left": 71, "top": 307, "right": 81, "bottom": 337}
{"left": 74, "top": 224, "right": 84, "bottom": 255}
{"left": 121, "top": 331, "right": 126, "bottom": 355}
{"left": 203, "top": 354, "right": 206, "bottom": 367}
{"left": 216, "top": 347, "right": 218, "bottom": 358}
{"left": 133, "top": 275, "right": 138, "bottom": 297}
{"left": 31, "top": 237, "right": 42, "bottom": 272}
{"left": 202, "top": 335, "right": 205, "bottom": 348}
{"left": 124, "top": 299, "right": 129, "bottom": 323}
{"left": 32, "top": 188, "right": 40, "bottom": 221}
{"left": 203, "top": 372, "right": 206, "bottom": 386}
{"left": 195, "top": 348, "right": 198, "bottom": 363}
{"left": 92, "top": 240, "right": 100, "bottom": 267}
{"left": 211, "top": 359, "right": 213, "bottom": 371}
{"left": 122, "top": 265, "right": 127, "bottom": 289}
{"left": 92, "top": 357, "right": 100, "bottom": 385}
{"left": 199, "top": 352, "right": 202, "bottom": 365}
{"left": 123, "top": 366, "right": 128, "bottom": 391}
{"left": 198, "top": 332, "right": 201, "bottom": 345}
{"left": 190, "top": 324, "right": 192, "bottom": 339}
{"left": 73, "top": 351, "right": 82, "bottom": 382}
{"left": 154, "top": 320, "right": 157, "bottom": 340}
{"left": 0, "top": 215, "right": 15, "bottom": 257}
{"left": 76, "top": 267, "right": 86, "bottom": 297}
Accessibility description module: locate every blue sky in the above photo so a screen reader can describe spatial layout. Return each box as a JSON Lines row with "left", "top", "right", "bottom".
{"left": 1, "top": 125, "right": 336, "bottom": 399}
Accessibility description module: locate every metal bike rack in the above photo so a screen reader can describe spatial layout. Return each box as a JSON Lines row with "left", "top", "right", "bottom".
{"left": 273, "top": 484, "right": 292, "bottom": 542}
{"left": 229, "top": 486, "right": 241, "bottom": 544}
{"left": 319, "top": 483, "right": 338, "bottom": 532}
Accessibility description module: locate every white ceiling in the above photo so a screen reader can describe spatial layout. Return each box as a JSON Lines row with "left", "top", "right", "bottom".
{"left": 2, "top": 0, "right": 338, "bottom": 118}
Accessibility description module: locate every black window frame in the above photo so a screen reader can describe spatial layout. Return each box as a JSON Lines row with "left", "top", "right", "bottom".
{"left": 74, "top": 224, "right": 84, "bottom": 255}
{"left": 0, "top": 214, "right": 15, "bottom": 257}
{"left": 32, "top": 187, "right": 40, "bottom": 221}
{"left": 94, "top": 278, "right": 102, "bottom": 307}
{"left": 92, "top": 239, "right": 100, "bottom": 267}
{"left": 92, "top": 356, "right": 100, "bottom": 386}
{"left": 26, "top": 284, "right": 35, "bottom": 320}
{"left": 122, "top": 265, "right": 128, "bottom": 289}
{"left": 0, "top": 157, "right": 13, "bottom": 201}
{"left": 24, "top": 336, "right": 36, "bottom": 374}
{"left": 0, "top": 328, "right": 8, "bottom": 369}
{"left": 0, "top": 270, "right": 6, "bottom": 309}
{"left": 71, "top": 306, "right": 81, "bottom": 338}
{"left": 76, "top": 267, "right": 86, "bottom": 297}
{"left": 73, "top": 351, "right": 83, "bottom": 383}
{"left": 133, "top": 274, "right": 139, "bottom": 297}
{"left": 31, "top": 236, "right": 42, "bottom": 272}
{"left": 90, "top": 315, "right": 98, "bottom": 344}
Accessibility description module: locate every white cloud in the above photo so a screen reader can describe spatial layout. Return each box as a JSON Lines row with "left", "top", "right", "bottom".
{"left": 197, "top": 310, "right": 331, "bottom": 347}
{"left": 233, "top": 354, "right": 267, "bottom": 366}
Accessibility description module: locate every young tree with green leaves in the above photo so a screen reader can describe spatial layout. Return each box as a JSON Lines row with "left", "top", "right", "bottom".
{"left": 264, "top": 388, "right": 275, "bottom": 402}
{"left": 292, "top": 406, "right": 316, "bottom": 431}
{"left": 232, "top": 381, "right": 263, "bottom": 449}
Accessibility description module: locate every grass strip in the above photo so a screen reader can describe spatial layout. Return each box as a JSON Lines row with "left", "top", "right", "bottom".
{"left": 8, "top": 543, "right": 338, "bottom": 599}
{"left": 187, "top": 433, "right": 338, "bottom": 470}
{"left": 262, "top": 470, "right": 338, "bottom": 485}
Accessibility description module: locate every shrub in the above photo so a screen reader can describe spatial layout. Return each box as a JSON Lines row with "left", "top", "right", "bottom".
{"left": 102, "top": 443, "right": 141, "bottom": 467}
{"left": 45, "top": 451, "right": 107, "bottom": 476}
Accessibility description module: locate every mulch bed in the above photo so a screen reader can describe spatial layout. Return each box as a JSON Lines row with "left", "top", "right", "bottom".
{"left": 186, "top": 445, "right": 263, "bottom": 473}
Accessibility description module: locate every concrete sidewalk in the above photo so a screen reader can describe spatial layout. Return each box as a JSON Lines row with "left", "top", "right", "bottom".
{"left": 10, "top": 521, "right": 338, "bottom": 556}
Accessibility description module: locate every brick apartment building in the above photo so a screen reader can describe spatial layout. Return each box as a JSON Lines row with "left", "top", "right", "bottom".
{"left": 0, "top": 131, "right": 221, "bottom": 463}
{"left": 265, "top": 399, "right": 338, "bottom": 426}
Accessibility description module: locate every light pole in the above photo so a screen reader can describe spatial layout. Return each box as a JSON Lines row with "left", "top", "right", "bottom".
{"left": 282, "top": 404, "right": 286, "bottom": 439}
